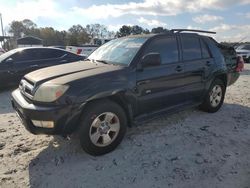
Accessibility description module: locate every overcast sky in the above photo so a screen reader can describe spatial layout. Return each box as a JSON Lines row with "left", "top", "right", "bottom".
{"left": 0, "top": 0, "right": 250, "bottom": 42}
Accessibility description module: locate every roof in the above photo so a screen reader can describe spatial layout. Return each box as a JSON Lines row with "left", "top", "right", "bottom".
{"left": 0, "top": 36, "right": 11, "bottom": 41}
{"left": 17, "top": 36, "right": 43, "bottom": 45}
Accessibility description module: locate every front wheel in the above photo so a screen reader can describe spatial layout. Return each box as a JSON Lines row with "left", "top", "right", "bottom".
{"left": 78, "top": 99, "right": 127, "bottom": 156}
{"left": 199, "top": 79, "right": 226, "bottom": 113}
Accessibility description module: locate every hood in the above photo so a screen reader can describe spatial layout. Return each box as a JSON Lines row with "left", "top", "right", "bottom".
{"left": 25, "top": 61, "right": 124, "bottom": 85}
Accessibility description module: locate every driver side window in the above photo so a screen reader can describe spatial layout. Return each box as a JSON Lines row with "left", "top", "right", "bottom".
{"left": 143, "top": 36, "right": 179, "bottom": 64}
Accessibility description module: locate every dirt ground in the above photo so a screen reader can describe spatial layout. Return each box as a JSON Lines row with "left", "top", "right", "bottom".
{"left": 0, "top": 65, "right": 250, "bottom": 188}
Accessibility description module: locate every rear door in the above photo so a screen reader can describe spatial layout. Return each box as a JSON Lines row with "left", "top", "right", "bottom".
{"left": 179, "top": 34, "right": 214, "bottom": 102}
{"left": 136, "top": 35, "right": 188, "bottom": 114}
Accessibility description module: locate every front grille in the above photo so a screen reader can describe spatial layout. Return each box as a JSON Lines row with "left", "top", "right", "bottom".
{"left": 19, "top": 78, "right": 35, "bottom": 99}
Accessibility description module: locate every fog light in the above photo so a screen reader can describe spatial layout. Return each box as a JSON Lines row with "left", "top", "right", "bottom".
{"left": 32, "top": 120, "right": 54, "bottom": 128}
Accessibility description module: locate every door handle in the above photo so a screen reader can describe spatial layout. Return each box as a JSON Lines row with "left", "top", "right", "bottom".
{"left": 175, "top": 65, "right": 183, "bottom": 72}
{"left": 7, "top": 70, "right": 15, "bottom": 74}
{"left": 137, "top": 80, "right": 151, "bottom": 85}
{"left": 29, "top": 65, "right": 38, "bottom": 68}
{"left": 60, "top": 59, "right": 68, "bottom": 63}
{"left": 206, "top": 61, "right": 212, "bottom": 66}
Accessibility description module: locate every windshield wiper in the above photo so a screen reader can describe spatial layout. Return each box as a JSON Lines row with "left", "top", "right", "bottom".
{"left": 95, "top": 59, "right": 109, "bottom": 64}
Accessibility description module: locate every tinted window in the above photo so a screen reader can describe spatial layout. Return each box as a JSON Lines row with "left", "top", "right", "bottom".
{"left": 0, "top": 48, "right": 20, "bottom": 63}
{"left": 144, "top": 36, "right": 179, "bottom": 64}
{"left": 40, "top": 49, "right": 66, "bottom": 59}
{"left": 181, "top": 36, "right": 202, "bottom": 61}
{"left": 65, "top": 52, "right": 79, "bottom": 58}
{"left": 200, "top": 39, "right": 211, "bottom": 58}
{"left": 12, "top": 50, "right": 40, "bottom": 62}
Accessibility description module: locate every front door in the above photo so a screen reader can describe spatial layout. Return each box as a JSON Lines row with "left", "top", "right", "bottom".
{"left": 136, "top": 35, "right": 187, "bottom": 114}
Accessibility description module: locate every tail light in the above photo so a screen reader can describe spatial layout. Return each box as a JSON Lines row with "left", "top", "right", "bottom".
{"left": 77, "top": 49, "right": 82, "bottom": 55}
{"left": 236, "top": 56, "right": 244, "bottom": 72}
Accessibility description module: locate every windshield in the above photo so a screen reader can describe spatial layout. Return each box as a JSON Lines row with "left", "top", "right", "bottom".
{"left": 88, "top": 37, "right": 148, "bottom": 65}
{"left": 0, "top": 48, "right": 20, "bottom": 63}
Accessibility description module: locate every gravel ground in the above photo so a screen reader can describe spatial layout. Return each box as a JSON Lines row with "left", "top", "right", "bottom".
{"left": 0, "top": 64, "right": 250, "bottom": 188}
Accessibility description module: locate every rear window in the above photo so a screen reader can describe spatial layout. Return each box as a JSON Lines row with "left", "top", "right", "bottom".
{"left": 181, "top": 36, "right": 202, "bottom": 61}
{"left": 39, "top": 49, "right": 66, "bottom": 59}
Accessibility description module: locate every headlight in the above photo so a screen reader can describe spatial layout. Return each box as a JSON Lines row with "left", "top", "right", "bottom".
{"left": 33, "top": 83, "right": 69, "bottom": 102}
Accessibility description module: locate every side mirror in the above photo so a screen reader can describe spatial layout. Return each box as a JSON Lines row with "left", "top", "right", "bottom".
{"left": 5, "top": 58, "right": 14, "bottom": 64}
{"left": 141, "top": 53, "right": 161, "bottom": 68}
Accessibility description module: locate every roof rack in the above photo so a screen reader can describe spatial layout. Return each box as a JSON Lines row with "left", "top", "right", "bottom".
{"left": 170, "top": 29, "right": 216, "bottom": 34}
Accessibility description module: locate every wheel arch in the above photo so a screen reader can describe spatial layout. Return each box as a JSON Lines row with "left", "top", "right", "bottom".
{"left": 81, "top": 90, "right": 134, "bottom": 127}
{"left": 214, "top": 73, "right": 227, "bottom": 87}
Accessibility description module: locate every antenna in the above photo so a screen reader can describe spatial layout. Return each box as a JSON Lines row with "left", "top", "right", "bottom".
{"left": 171, "top": 29, "right": 216, "bottom": 34}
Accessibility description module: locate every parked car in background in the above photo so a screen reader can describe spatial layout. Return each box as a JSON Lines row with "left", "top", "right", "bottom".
{"left": 66, "top": 45, "right": 99, "bottom": 57}
{"left": 0, "top": 47, "right": 84, "bottom": 88}
{"left": 11, "top": 30, "right": 243, "bottom": 156}
{"left": 0, "top": 48, "right": 5, "bottom": 55}
{"left": 236, "top": 44, "right": 250, "bottom": 63}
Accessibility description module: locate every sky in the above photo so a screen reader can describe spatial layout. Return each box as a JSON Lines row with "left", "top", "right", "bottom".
{"left": 0, "top": 0, "right": 250, "bottom": 42}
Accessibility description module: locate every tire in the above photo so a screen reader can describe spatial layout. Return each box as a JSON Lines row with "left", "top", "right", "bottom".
{"left": 199, "top": 79, "right": 226, "bottom": 113}
{"left": 78, "top": 99, "right": 127, "bottom": 156}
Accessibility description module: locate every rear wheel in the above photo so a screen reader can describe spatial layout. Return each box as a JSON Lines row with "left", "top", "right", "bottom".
{"left": 199, "top": 79, "right": 226, "bottom": 113}
{"left": 78, "top": 99, "right": 127, "bottom": 156}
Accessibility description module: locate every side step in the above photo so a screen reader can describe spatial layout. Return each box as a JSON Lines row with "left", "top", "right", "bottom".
{"left": 133, "top": 102, "right": 200, "bottom": 126}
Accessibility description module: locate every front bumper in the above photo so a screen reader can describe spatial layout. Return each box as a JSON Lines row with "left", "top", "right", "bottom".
{"left": 11, "top": 89, "right": 82, "bottom": 135}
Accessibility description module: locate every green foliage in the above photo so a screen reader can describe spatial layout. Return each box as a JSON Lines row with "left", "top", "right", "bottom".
{"left": 116, "top": 25, "right": 167, "bottom": 37}
{"left": 7, "top": 19, "right": 169, "bottom": 49}
{"left": 67, "top": 24, "right": 89, "bottom": 46}
{"left": 151, "top": 27, "right": 169, "bottom": 34}
{"left": 8, "top": 20, "right": 116, "bottom": 47}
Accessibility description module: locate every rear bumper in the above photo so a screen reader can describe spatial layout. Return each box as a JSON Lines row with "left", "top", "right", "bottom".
{"left": 11, "top": 89, "right": 82, "bottom": 135}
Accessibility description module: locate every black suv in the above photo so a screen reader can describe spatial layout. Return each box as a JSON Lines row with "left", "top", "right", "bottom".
{"left": 11, "top": 30, "right": 243, "bottom": 155}
{"left": 0, "top": 47, "right": 83, "bottom": 88}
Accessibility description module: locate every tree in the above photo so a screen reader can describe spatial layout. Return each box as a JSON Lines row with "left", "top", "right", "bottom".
{"left": 40, "top": 27, "right": 56, "bottom": 46}
{"left": 151, "top": 27, "right": 169, "bottom": 34}
{"left": 143, "top": 29, "right": 150, "bottom": 34}
{"left": 117, "top": 25, "right": 132, "bottom": 37}
{"left": 9, "top": 21, "right": 25, "bottom": 38}
{"left": 131, "top": 25, "right": 144, "bottom": 35}
{"left": 116, "top": 25, "right": 149, "bottom": 37}
{"left": 22, "top": 19, "right": 37, "bottom": 30}
{"left": 86, "top": 24, "right": 108, "bottom": 39}
{"left": 67, "top": 24, "right": 89, "bottom": 45}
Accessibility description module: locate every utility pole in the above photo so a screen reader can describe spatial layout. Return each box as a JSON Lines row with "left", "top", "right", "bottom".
{"left": 0, "top": 13, "right": 4, "bottom": 47}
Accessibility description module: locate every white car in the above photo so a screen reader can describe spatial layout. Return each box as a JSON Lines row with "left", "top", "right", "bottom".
{"left": 66, "top": 45, "right": 99, "bottom": 57}
{"left": 236, "top": 44, "right": 250, "bottom": 63}
{"left": 0, "top": 48, "right": 5, "bottom": 55}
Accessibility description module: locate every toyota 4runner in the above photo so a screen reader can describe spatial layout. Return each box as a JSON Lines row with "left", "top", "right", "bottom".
{"left": 11, "top": 29, "right": 244, "bottom": 155}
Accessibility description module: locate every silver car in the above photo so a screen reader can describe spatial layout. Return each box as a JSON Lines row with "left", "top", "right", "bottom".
{"left": 236, "top": 44, "right": 250, "bottom": 63}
